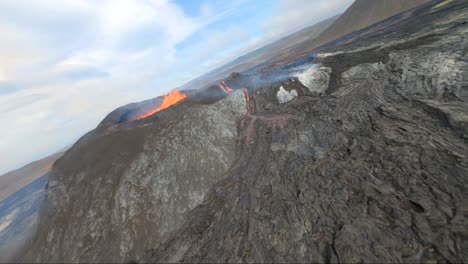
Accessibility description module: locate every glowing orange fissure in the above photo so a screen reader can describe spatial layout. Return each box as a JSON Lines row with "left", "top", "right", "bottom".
{"left": 137, "top": 90, "right": 188, "bottom": 120}
{"left": 217, "top": 80, "right": 234, "bottom": 94}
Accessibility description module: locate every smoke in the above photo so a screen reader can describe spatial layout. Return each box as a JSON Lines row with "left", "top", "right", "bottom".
{"left": 103, "top": 58, "right": 320, "bottom": 125}
{"left": 227, "top": 52, "right": 317, "bottom": 90}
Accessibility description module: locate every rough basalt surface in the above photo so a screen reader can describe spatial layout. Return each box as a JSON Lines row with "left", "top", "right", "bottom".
{"left": 26, "top": 1, "right": 468, "bottom": 263}
{"left": 25, "top": 92, "right": 246, "bottom": 263}
{"left": 141, "top": 2, "right": 468, "bottom": 263}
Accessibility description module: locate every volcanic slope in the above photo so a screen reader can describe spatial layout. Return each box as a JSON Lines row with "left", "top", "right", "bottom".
{"left": 26, "top": 0, "right": 468, "bottom": 263}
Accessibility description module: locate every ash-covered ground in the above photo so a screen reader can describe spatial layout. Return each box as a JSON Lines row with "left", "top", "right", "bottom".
{"left": 23, "top": 1, "right": 468, "bottom": 263}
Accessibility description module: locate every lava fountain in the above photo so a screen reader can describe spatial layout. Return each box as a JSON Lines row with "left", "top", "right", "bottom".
{"left": 137, "top": 90, "right": 188, "bottom": 120}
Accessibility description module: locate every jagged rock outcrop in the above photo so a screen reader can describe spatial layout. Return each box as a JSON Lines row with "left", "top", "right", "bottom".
{"left": 276, "top": 86, "right": 298, "bottom": 103}
{"left": 25, "top": 92, "right": 246, "bottom": 262}
{"left": 25, "top": 1, "right": 468, "bottom": 263}
{"left": 293, "top": 65, "right": 331, "bottom": 94}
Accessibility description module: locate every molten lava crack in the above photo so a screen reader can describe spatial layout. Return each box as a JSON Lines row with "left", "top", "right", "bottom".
{"left": 217, "top": 80, "right": 234, "bottom": 94}
{"left": 241, "top": 87, "right": 292, "bottom": 144}
{"left": 136, "top": 90, "right": 188, "bottom": 120}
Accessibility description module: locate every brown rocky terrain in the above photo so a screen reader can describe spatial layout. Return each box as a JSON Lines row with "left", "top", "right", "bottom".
{"left": 0, "top": 152, "right": 62, "bottom": 202}
{"left": 23, "top": 0, "right": 468, "bottom": 263}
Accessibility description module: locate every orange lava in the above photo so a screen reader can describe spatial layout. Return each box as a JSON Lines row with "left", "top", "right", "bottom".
{"left": 217, "top": 80, "right": 234, "bottom": 93}
{"left": 137, "top": 90, "right": 188, "bottom": 120}
{"left": 242, "top": 87, "right": 250, "bottom": 112}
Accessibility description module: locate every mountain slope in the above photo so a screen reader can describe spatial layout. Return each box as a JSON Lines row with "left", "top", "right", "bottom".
{"left": 0, "top": 152, "right": 63, "bottom": 201}
{"left": 313, "top": 0, "right": 432, "bottom": 48}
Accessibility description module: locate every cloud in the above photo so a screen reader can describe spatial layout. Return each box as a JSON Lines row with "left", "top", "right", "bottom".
{"left": 0, "top": 83, "right": 21, "bottom": 95}
{"left": 0, "top": 93, "right": 48, "bottom": 113}
{"left": 0, "top": 24, "right": 50, "bottom": 82}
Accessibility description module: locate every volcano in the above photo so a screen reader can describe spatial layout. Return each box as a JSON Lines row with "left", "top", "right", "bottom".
{"left": 21, "top": 0, "right": 468, "bottom": 263}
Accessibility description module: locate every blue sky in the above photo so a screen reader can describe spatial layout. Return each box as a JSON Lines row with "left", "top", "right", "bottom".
{"left": 0, "top": 0, "right": 353, "bottom": 174}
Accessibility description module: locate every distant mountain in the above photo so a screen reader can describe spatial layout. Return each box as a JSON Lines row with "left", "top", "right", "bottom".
{"left": 0, "top": 152, "right": 63, "bottom": 201}
{"left": 310, "top": 0, "right": 433, "bottom": 48}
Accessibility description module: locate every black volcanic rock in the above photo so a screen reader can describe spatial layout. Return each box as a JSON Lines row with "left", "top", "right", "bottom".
{"left": 25, "top": 1, "right": 468, "bottom": 263}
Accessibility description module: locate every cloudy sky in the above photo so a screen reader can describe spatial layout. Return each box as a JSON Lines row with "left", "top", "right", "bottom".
{"left": 0, "top": 0, "right": 353, "bottom": 174}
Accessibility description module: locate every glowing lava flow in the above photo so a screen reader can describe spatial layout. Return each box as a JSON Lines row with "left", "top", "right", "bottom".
{"left": 241, "top": 87, "right": 292, "bottom": 145}
{"left": 242, "top": 87, "right": 250, "bottom": 113}
{"left": 137, "top": 90, "right": 188, "bottom": 120}
{"left": 217, "top": 81, "right": 234, "bottom": 93}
